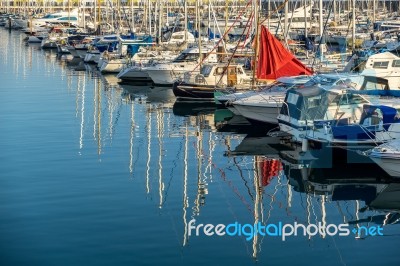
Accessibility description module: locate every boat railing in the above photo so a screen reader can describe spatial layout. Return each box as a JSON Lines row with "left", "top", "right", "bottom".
{"left": 309, "top": 120, "right": 400, "bottom": 145}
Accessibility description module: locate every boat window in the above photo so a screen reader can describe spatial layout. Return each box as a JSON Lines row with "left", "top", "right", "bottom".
{"left": 228, "top": 67, "right": 237, "bottom": 74}
{"left": 58, "top": 17, "right": 78, "bottom": 21}
{"left": 392, "top": 60, "right": 400, "bottom": 67}
{"left": 43, "top": 15, "right": 62, "bottom": 19}
{"left": 307, "top": 95, "right": 322, "bottom": 108}
{"left": 364, "top": 81, "right": 386, "bottom": 90}
{"left": 214, "top": 67, "right": 226, "bottom": 75}
{"left": 173, "top": 52, "right": 199, "bottom": 62}
{"left": 338, "top": 94, "right": 368, "bottom": 105}
{"left": 287, "top": 92, "right": 299, "bottom": 105}
{"left": 372, "top": 61, "right": 389, "bottom": 69}
{"left": 200, "top": 65, "right": 213, "bottom": 77}
{"left": 304, "top": 76, "right": 338, "bottom": 87}
{"left": 171, "top": 35, "right": 184, "bottom": 40}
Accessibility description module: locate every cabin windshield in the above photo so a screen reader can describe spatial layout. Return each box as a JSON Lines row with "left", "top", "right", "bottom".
{"left": 173, "top": 52, "right": 200, "bottom": 62}
{"left": 266, "top": 82, "right": 305, "bottom": 92}
{"left": 43, "top": 14, "right": 62, "bottom": 19}
{"left": 304, "top": 76, "right": 340, "bottom": 87}
{"left": 281, "top": 88, "right": 337, "bottom": 120}
{"left": 57, "top": 17, "right": 78, "bottom": 21}
{"left": 331, "top": 93, "right": 369, "bottom": 106}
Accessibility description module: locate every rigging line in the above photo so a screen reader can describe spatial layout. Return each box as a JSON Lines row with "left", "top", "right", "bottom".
{"left": 331, "top": 221, "right": 348, "bottom": 266}
{"left": 161, "top": 135, "right": 185, "bottom": 206}
{"left": 179, "top": 0, "right": 254, "bottom": 78}
{"left": 259, "top": 0, "right": 290, "bottom": 25}
{"left": 215, "top": 7, "right": 255, "bottom": 88}
{"left": 214, "top": 163, "right": 254, "bottom": 215}
{"left": 194, "top": 135, "right": 255, "bottom": 214}
{"left": 311, "top": 0, "right": 334, "bottom": 69}
{"left": 233, "top": 156, "right": 256, "bottom": 202}
{"left": 239, "top": 11, "right": 255, "bottom": 54}
{"left": 284, "top": 0, "right": 300, "bottom": 45}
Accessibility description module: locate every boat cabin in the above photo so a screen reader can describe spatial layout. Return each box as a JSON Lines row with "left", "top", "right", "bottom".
{"left": 182, "top": 63, "right": 251, "bottom": 87}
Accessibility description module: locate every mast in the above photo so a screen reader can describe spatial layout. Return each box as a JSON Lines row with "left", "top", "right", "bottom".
{"left": 251, "top": 0, "right": 259, "bottom": 88}
{"left": 82, "top": 0, "right": 86, "bottom": 31}
{"left": 98, "top": 0, "right": 101, "bottom": 32}
{"left": 197, "top": 0, "right": 202, "bottom": 68}
{"left": 94, "top": 0, "right": 97, "bottom": 31}
{"left": 158, "top": 0, "right": 162, "bottom": 44}
{"left": 319, "top": 0, "right": 323, "bottom": 60}
{"left": 108, "top": 0, "right": 111, "bottom": 33}
{"left": 184, "top": 0, "right": 188, "bottom": 42}
{"left": 304, "top": 0, "right": 308, "bottom": 58}
{"left": 268, "top": 0, "right": 271, "bottom": 29}
{"left": 131, "top": 0, "right": 134, "bottom": 33}
{"left": 284, "top": 0, "right": 288, "bottom": 43}
{"left": 224, "top": 0, "right": 228, "bottom": 36}
{"left": 208, "top": 0, "right": 211, "bottom": 39}
{"left": 352, "top": 0, "right": 356, "bottom": 51}
{"left": 333, "top": 0, "right": 336, "bottom": 23}
{"left": 373, "top": 0, "right": 376, "bottom": 26}
{"left": 148, "top": 0, "right": 151, "bottom": 36}
{"left": 68, "top": 0, "right": 70, "bottom": 27}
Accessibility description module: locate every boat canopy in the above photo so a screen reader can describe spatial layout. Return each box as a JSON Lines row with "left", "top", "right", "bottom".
{"left": 360, "top": 104, "right": 399, "bottom": 125}
{"left": 329, "top": 104, "right": 399, "bottom": 141}
{"left": 280, "top": 86, "right": 337, "bottom": 120}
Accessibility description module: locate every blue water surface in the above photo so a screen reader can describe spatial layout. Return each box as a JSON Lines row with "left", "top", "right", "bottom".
{"left": 0, "top": 28, "right": 399, "bottom": 266}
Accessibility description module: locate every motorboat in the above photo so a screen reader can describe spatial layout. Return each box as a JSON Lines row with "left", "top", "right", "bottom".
{"left": 369, "top": 140, "right": 400, "bottom": 177}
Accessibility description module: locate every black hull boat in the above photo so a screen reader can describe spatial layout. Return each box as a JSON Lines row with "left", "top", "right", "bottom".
{"left": 172, "top": 81, "right": 217, "bottom": 101}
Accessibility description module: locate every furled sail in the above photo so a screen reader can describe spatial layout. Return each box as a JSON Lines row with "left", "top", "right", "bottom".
{"left": 257, "top": 25, "right": 313, "bottom": 80}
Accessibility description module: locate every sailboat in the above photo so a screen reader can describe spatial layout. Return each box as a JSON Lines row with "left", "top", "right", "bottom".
{"left": 227, "top": 25, "right": 313, "bottom": 124}
{"left": 172, "top": 63, "right": 253, "bottom": 101}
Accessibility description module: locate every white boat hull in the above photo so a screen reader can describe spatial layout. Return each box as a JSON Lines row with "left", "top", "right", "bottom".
{"left": 146, "top": 68, "right": 186, "bottom": 85}
{"left": 84, "top": 52, "right": 100, "bottom": 64}
{"left": 117, "top": 67, "right": 152, "bottom": 82}
{"left": 233, "top": 103, "right": 281, "bottom": 124}
{"left": 27, "top": 36, "right": 44, "bottom": 43}
{"left": 100, "top": 59, "right": 127, "bottom": 74}
{"left": 370, "top": 156, "right": 400, "bottom": 177}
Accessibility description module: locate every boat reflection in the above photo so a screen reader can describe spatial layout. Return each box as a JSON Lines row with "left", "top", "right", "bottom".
{"left": 120, "top": 83, "right": 175, "bottom": 105}
{"left": 172, "top": 100, "right": 216, "bottom": 117}
{"left": 58, "top": 51, "right": 400, "bottom": 258}
{"left": 284, "top": 156, "right": 400, "bottom": 238}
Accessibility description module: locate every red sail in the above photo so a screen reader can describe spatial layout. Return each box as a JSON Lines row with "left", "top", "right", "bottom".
{"left": 256, "top": 25, "right": 313, "bottom": 80}
{"left": 258, "top": 158, "right": 282, "bottom": 187}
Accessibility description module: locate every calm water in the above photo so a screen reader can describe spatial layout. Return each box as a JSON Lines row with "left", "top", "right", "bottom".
{"left": 0, "top": 28, "right": 399, "bottom": 266}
